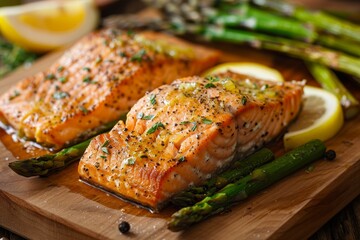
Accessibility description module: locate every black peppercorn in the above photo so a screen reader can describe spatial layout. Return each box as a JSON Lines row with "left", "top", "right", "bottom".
{"left": 325, "top": 150, "right": 336, "bottom": 161}
{"left": 118, "top": 221, "right": 130, "bottom": 234}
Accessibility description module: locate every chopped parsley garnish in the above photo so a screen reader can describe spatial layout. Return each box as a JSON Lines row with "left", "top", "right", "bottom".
{"left": 125, "top": 157, "right": 136, "bottom": 165}
{"left": 178, "top": 156, "right": 186, "bottom": 162}
{"left": 146, "top": 122, "right": 165, "bottom": 134}
{"left": 241, "top": 96, "right": 247, "bottom": 105}
{"left": 101, "top": 147, "right": 109, "bottom": 154}
{"left": 260, "top": 84, "right": 269, "bottom": 91}
{"left": 149, "top": 94, "right": 156, "bottom": 105}
{"left": 202, "top": 118, "right": 212, "bottom": 124}
{"left": 57, "top": 66, "right": 64, "bottom": 72}
{"left": 102, "top": 140, "right": 110, "bottom": 148}
{"left": 137, "top": 112, "right": 155, "bottom": 120}
{"left": 206, "top": 76, "right": 219, "bottom": 82}
{"left": 95, "top": 56, "right": 102, "bottom": 64}
{"left": 58, "top": 76, "right": 67, "bottom": 83}
{"left": 127, "top": 30, "right": 135, "bottom": 37}
{"left": 45, "top": 73, "right": 56, "bottom": 80}
{"left": 191, "top": 121, "right": 197, "bottom": 131}
{"left": 83, "top": 76, "right": 97, "bottom": 84}
{"left": 79, "top": 105, "right": 88, "bottom": 114}
{"left": 180, "top": 121, "right": 191, "bottom": 125}
{"left": 53, "top": 91, "right": 69, "bottom": 100}
{"left": 100, "top": 155, "right": 107, "bottom": 159}
{"left": 131, "top": 49, "right": 146, "bottom": 62}
{"left": 9, "top": 90, "right": 20, "bottom": 100}
{"left": 205, "top": 83, "right": 216, "bottom": 89}
{"left": 82, "top": 67, "right": 91, "bottom": 72}
{"left": 118, "top": 51, "right": 126, "bottom": 57}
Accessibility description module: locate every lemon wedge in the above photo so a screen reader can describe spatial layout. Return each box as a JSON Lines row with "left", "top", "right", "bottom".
{"left": 0, "top": 0, "right": 99, "bottom": 52}
{"left": 202, "top": 62, "right": 284, "bottom": 82}
{"left": 284, "top": 86, "right": 344, "bottom": 150}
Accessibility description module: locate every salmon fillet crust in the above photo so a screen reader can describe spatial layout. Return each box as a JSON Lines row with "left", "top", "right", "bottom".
{"left": 0, "top": 29, "right": 220, "bottom": 148}
{"left": 78, "top": 72, "right": 304, "bottom": 210}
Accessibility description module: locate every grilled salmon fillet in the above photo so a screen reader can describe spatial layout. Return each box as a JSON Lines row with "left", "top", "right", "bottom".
{"left": 78, "top": 72, "right": 304, "bottom": 210}
{"left": 0, "top": 29, "right": 219, "bottom": 148}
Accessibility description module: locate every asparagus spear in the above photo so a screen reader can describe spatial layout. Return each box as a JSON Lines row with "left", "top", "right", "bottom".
{"left": 8, "top": 118, "right": 124, "bottom": 177}
{"left": 307, "top": 63, "right": 359, "bottom": 119}
{"left": 9, "top": 138, "right": 92, "bottom": 177}
{"left": 171, "top": 148, "right": 274, "bottom": 207}
{"left": 214, "top": 3, "right": 317, "bottom": 41}
{"left": 204, "top": 26, "right": 360, "bottom": 81}
{"left": 250, "top": 0, "right": 360, "bottom": 42}
{"left": 316, "top": 35, "right": 360, "bottom": 58}
{"left": 168, "top": 139, "right": 326, "bottom": 231}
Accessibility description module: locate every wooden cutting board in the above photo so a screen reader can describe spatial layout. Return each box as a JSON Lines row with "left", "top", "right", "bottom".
{"left": 0, "top": 44, "right": 359, "bottom": 240}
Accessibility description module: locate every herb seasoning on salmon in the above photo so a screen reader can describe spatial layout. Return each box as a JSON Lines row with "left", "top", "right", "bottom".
{"left": 78, "top": 72, "right": 304, "bottom": 211}
{"left": 0, "top": 29, "right": 220, "bottom": 149}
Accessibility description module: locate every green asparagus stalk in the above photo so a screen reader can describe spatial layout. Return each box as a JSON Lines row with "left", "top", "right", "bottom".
{"left": 316, "top": 35, "right": 360, "bottom": 58}
{"left": 307, "top": 63, "right": 359, "bottom": 119}
{"left": 9, "top": 138, "right": 92, "bottom": 177}
{"left": 214, "top": 3, "right": 317, "bottom": 41}
{"left": 8, "top": 118, "right": 124, "bottom": 177}
{"left": 171, "top": 148, "right": 274, "bottom": 207}
{"left": 168, "top": 139, "right": 326, "bottom": 231}
{"left": 250, "top": 0, "right": 360, "bottom": 42}
{"left": 204, "top": 26, "right": 360, "bottom": 82}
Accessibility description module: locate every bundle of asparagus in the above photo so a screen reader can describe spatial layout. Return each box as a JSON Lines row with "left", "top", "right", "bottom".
{"left": 138, "top": 0, "right": 360, "bottom": 119}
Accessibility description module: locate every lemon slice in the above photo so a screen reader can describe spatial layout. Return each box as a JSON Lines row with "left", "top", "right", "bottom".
{"left": 202, "top": 62, "right": 284, "bottom": 82}
{"left": 284, "top": 86, "right": 344, "bottom": 150}
{"left": 0, "top": 0, "right": 99, "bottom": 52}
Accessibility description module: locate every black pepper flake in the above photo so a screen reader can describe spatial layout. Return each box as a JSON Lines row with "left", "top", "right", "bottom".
{"left": 325, "top": 150, "right": 336, "bottom": 161}
{"left": 118, "top": 221, "right": 130, "bottom": 234}
{"left": 94, "top": 162, "right": 100, "bottom": 169}
{"left": 146, "top": 122, "right": 165, "bottom": 134}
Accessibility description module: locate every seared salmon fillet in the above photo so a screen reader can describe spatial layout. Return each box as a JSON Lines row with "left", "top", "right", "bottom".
{"left": 0, "top": 29, "right": 219, "bottom": 148}
{"left": 78, "top": 72, "right": 303, "bottom": 210}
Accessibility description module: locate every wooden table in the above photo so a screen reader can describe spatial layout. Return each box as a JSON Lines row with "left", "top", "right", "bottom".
{"left": 0, "top": 0, "right": 359, "bottom": 239}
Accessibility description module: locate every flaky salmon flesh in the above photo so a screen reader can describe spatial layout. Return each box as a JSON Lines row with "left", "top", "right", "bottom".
{"left": 0, "top": 29, "right": 220, "bottom": 149}
{"left": 78, "top": 72, "right": 304, "bottom": 210}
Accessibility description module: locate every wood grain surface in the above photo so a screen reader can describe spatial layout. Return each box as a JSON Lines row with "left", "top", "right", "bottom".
{"left": 0, "top": 43, "right": 359, "bottom": 240}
